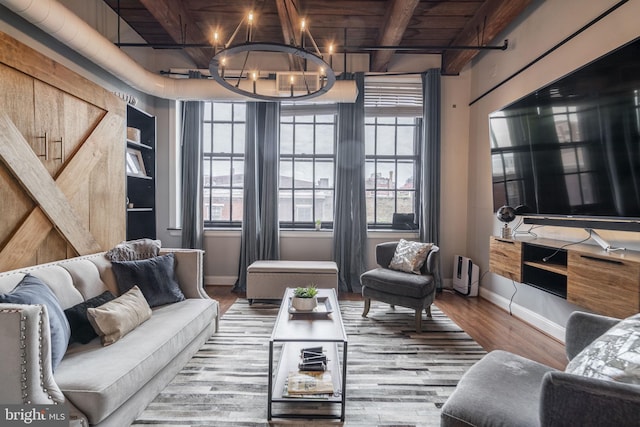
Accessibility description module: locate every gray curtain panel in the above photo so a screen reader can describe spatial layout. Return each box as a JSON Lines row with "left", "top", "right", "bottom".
{"left": 180, "top": 71, "right": 204, "bottom": 249}
{"left": 420, "top": 69, "right": 442, "bottom": 290}
{"left": 234, "top": 102, "right": 281, "bottom": 292}
{"left": 333, "top": 72, "right": 367, "bottom": 293}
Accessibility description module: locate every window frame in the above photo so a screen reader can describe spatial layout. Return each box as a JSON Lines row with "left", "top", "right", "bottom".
{"left": 278, "top": 112, "right": 337, "bottom": 229}
{"left": 202, "top": 102, "right": 246, "bottom": 229}
{"left": 365, "top": 116, "right": 421, "bottom": 229}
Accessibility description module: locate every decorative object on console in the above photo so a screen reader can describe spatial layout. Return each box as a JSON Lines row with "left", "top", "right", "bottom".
{"left": 291, "top": 285, "right": 318, "bottom": 311}
{"left": 496, "top": 205, "right": 516, "bottom": 238}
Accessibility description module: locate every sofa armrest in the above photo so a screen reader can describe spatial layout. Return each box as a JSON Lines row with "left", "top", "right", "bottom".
{"left": 540, "top": 371, "right": 640, "bottom": 427}
{"left": 565, "top": 311, "right": 620, "bottom": 360}
{"left": 423, "top": 245, "right": 440, "bottom": 275}
{"left": 0, "top": 304, "right": 65, "bottom": 405}
{"left": 159, "top": 248, "right": 208, "bottom": 300}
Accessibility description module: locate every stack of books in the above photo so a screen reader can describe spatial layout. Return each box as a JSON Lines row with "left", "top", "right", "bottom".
{"left": 283, "top": 346, "right": 334, "bottom": 398}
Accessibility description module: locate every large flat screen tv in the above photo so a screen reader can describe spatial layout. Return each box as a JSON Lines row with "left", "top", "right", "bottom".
{"left": 490, "top": 38, "right": 640, "bottom": 221}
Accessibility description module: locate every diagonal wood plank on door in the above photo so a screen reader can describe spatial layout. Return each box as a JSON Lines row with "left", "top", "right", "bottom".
{"left": 0, "top": 113, "right": 105, "bottom": 259}
{"left": 0, "top": 112, "right": 121, "bottom": 270}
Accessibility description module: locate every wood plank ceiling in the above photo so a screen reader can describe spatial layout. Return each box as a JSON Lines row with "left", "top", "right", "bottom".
{"left": 104, "top": 0, "right": 533, "bottom": 75}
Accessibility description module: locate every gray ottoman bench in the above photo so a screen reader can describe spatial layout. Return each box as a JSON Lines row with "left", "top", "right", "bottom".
{"left": 246, "top": 260, "right": 338, "bottom": 303}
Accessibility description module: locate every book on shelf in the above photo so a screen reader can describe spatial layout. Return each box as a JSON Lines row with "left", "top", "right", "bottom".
{"left": 284, "top": 370, "right": 334, "bottom": 397}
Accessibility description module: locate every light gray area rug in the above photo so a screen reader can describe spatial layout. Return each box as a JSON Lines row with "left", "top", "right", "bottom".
{"left": 133, "top": 299, "right": 485, "bottom": 426}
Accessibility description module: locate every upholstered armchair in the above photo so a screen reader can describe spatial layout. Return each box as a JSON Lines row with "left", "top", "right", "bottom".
{"left": 440, "top": 311, "right": 640, "bottom": 426}
{"left": 360, "top": 241, "right": 439, "bottom": 332}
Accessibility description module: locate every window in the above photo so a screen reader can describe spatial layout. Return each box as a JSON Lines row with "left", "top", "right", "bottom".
{"left": 279, "top": 113, "right": 336, "bottom": 228}
{"left": 365, "top": 116, "right": 420, "bottom": 227}
{"left": 202, "top": 102, "right": 246, "bottom": 227}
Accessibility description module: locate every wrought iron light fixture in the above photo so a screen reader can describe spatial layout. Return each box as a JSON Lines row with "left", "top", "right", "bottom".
{"left": 208, "top": 11, "right": 336, "bottom": 102}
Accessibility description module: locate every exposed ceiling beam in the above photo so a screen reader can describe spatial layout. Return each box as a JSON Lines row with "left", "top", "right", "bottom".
{"left": 441, "top": 0, "right": 533, "bottom": 75}
{"left": 138, "top": 0, "right": 212, "bottom": 68}
{"left": 371, "top": 0, "right": 420, "bottom": 72}
{"left": 275, "top": 0, "right": 304, "bottom": 71}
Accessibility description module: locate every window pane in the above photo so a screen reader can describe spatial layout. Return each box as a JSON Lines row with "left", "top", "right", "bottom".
{"left": 203, "top": 123, "right": 212, "bottom": 152}
{"left": 294, "top": 194, "right": 313, "bottom": 221}
{"left": 366, "top": 191, "right": 375, "bottom": 223}
{"left": 212, "top": 123, "right": 232, "bottom": 153}
{"left": 281, "top": 124, "right": 293, "bottom": 154}
{"left": 204, "top": 102, "right": 212, "bottom": 119}
{"left": 294, "top": 159, "right": 313, "bottom": 188}
{"left": 377, "top": 126, "right": 395, "bottom": 155}
{"left": 210, "top": 188, "right": 230, "bottom": 220}
{"left": 397, "top": 160, "right": 415, "bottom": 189}
{"left": 316, "top": 125, "right": 334, "bottom": 154}
{"left": 233, "top": 104, "right": 246, "bottom": 120}
{"left": 316, "top": 189, "right": 334, "bottom": 221}
{"left": 232, "top": 159, "right": 244, "bottom": 187}
{"left": 365, "top": 161, "right": 376, "bottom": 190}
{"left": 396, "top": 126, "right": 415, "bottom": 155}
{"left": 376, "top": 192, "right": 394, "bottom": 223}
{"left": 212, "top": 159, "right": 230, "bottom": 185}
{"left": 280, "top": 160, "right": 293, "bottom": 188}
{"left": 213, "top": 103, "right": 232, "bottom": 121}
{"left": 231, "top": 189, "right": 243, "bottom": 221}
{"left": 233, "top": 124, "right": 245, "bottom": 153}
{"left": 365, "top": 125, "right": 375, "bottom": 155}
{"left": 377, "top": 117, "right": 395, "bottom": 125}
{"left": 315, "top": 160, "right": 334, "bottom": 187}
{"left": 376, "top": 161, "right": 395, "bottom": 190}
{"left": 295, "top": 125, "right": 313, "bottom": 154}
{"left": 397, "top": 191, "right": 415, "bottom": 214}
{"left": 203, "top": 159, "right": 212, "bottom": 187}
{"left": 316, "top": 114, "right": 334, "bottom": 123}
{"left": 279, "top": 190, "right": 293, "bottom": 221}
{"left": 397, "top": 117, "right": 414, "bottom": 125}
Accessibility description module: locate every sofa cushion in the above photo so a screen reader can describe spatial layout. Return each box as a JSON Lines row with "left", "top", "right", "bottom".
{"left": 111, "top": 253, "right": 185, "bottom": 307}
{"left": 565, "top": 313, "right": 640, "bottom": 384}
{"left": 87, "top": 286, "right": 152, "bottom": 346}
{"left": 389, "top": 239, "right": 433, "bottom": 274}
{"left": 361, "top": 267, "right": 435, "bottom": 298}
{"left": 55, "top": 298, "right": 216, "bottom": 425}
{"left": 65, "top": 290, "right": 115, "bottom": 344}
{"left": 441, "top": 350, "right": 556, "bottom": 427}
{"left": 0, "top": 274, "right": 71, "bottom": 371}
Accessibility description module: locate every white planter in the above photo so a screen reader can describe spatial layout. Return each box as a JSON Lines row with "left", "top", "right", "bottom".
{"left": 292, "top": 296, "right": 318, "bottom": 311}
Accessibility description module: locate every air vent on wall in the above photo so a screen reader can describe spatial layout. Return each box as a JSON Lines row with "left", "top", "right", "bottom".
{"left": 276, "top": 72, "right": 320, "bottom": 95}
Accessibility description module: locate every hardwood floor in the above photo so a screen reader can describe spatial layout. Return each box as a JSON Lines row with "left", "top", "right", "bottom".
{"left": 205, "top": 285, "right": 567, "bottom": 370}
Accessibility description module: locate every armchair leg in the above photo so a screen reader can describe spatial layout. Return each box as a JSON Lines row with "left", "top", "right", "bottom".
{"left": 415, "top": 310, "right": 422, "bottom": 333}
{"left": 362, "top": 298, "right": 371, "bottom": 318}
{"left": 426, "top": 305, "right": 432, "bottom": 318}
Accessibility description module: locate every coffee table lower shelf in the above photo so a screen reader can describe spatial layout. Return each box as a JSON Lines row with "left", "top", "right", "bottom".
{"left": 268, "top": 341, "right": 347, "bottom": 420}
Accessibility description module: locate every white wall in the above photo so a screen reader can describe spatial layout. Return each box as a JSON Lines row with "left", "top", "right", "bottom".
{"left": 466, "top": 0, "right": 640, "bottom": 340}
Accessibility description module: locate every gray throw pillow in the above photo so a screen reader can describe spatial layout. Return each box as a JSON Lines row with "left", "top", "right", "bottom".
{"left": 0, "top": 274, "right": 71, "bottom": 371}
{"left": 111, "top": 253, "right": 185, "bottom": 307}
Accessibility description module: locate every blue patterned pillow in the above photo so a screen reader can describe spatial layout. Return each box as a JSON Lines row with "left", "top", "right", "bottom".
{"left": 0, "top": 274, "right": 71, "bottom": 371}
{"left": 111, "top": 253, "right": 185, "bottom": 307}
{"left": 565, "top": 313, "right": 640, "bottom": 384}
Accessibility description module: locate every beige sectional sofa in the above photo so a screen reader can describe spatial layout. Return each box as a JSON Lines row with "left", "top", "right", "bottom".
{"left": 0, "top": 248, "right": 218, "bottom": 427}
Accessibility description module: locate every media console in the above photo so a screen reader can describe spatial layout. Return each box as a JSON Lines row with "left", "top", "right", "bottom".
{"left": 489, "top": 236, "right": 640, "bottom": 318}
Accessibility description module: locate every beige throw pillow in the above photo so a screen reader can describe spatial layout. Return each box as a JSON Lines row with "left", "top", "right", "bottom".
{"left": 87, "top": 285, "right": 152, "bottom": 346}
{"left": 389, "top": 239, "right": 433, "bottom": 274}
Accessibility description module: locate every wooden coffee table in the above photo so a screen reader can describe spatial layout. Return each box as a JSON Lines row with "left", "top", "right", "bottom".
{"left": 267, "top": 287, "right": 348, "bottom": 421}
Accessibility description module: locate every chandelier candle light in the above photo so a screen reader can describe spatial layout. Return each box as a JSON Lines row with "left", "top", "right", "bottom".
{"left": 209, "top": 10, "right": 336, "bottom": 101}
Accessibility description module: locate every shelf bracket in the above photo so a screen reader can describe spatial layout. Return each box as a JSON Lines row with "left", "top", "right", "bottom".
{"left": 585, "top": 228, "right": 625, "bottom": 252}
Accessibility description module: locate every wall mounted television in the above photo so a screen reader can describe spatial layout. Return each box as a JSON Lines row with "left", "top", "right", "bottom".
{"left": 490, "top": 37, "right": 640, "bottom": 230}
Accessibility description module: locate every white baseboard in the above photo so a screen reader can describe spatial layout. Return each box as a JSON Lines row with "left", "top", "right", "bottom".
{"left": 479, "top": 287, "right": 566, "bottom": 343}
{"left": 205, "top": 276, "right": 237, "bottom": 286}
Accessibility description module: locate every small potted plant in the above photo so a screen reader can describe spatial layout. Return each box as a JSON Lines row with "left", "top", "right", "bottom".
{"left": 292, "top": 285, "right": 318, "bottom": 311}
